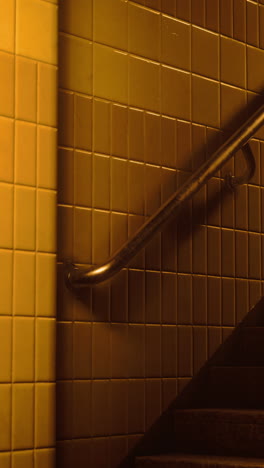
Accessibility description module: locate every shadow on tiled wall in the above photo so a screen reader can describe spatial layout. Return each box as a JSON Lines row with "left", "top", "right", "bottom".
{"left": 118, "top": 295, "right": 264, "bottom": 468}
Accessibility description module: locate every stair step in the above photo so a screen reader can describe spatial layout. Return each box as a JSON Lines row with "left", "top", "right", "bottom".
{"left": 174, "top": 409, "right": 264, "bottom": 457}
{"left": 206, "top": 367, "right": 264, "bottom": 408}
{"left": 230, "top": 328, "right": 264, "bottom": 366}
{"left": 136, "top": 453, "right": 264, "bottom": 468}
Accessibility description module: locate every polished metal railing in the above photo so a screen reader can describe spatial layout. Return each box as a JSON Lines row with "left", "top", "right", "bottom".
{"left": 65, "top": 104, "right": 264, "bottom": 289}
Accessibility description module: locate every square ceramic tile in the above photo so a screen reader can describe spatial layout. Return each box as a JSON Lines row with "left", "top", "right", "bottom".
{"left": 127, "top": 324, "right": 145, "bottom": 376}
{"left": 192, "top": 0, "right": 205, "bottom": 26}
{"left": 74, "top": 150, "right": 92, "bottom": 207}
{"left": 93, "top": 99, "right": 111, "bottom": 154}
{"left": 222, "top": 278, "right": 235, "bottom": 325}
{"left": 111, "top": 323, "right": 129, "bottom": 378}
{"left": 36, "top": 318, "right": 56, "bottom": 381}
{"left": 192, "top": 26, "right": 219, "bottom": 80}
{"left": 92, "top": 210, "right": 110, "bottom": 264}
{"left": 192, "top": 75, "right": 220, "bottom": 127}
{"left": 177, "top": 326, "right": 192, "bottom": 376}
{"left": 111, "top": 158, "right": 128, "bottom": 212}
{"left": 111, "top": 270, "right": 128, "bottom": 322}
{"left": 57, "top": 205, "right": 73, "bottom": 261}
{"left": 0, "top": 0, "right": 15, "bottom": 52}
{"left": 35, "top": 448, "right": 56, "bottom": 468}
{"left": 35, "top": 383, "right": 56, "bottom": 447}
{"left": 207, "top": 276, "right": 221, "bottom": 325}
{"left": 14, "top": 186, "right": 35, "bottom": 250}
{"left": 260, "top": 6, "right": 264, "bottom": 49}
{"left": 12, "top": 451, "right": 33, "bottom": 468}
{"left": 176, "top": 121, "right": 191, "bottom": 171}
{"left": 0, "top": 183, "right": 13, "bottom": 249}
{"left": 13, "top": 251, "right": 35, "bottom": 316}
{"left": 56, "top": 381, "right": 73, "bottom": 440}
{"left": 205, "top": 0, "right": 219, "bottom": 32}
{"left": 0, "top": 51, "right": 14, "bottom": 117}
{"left": 161, "top": 116, "right": 176, "bottom": 168}
{"left": 0, "top": 453, "right": 11, "bottom": 468}
{"left": 15, "top": 57, "right": 37, "bottom": 122}
{"left": 233, "top": 0, "right": 246, "bottom": 41}
{"left": 145, "top": 112, "right": 161, "bottom": 165}
{"left": 177, "top": 274, "right": 192, "bottom": 323}
{"left": 58, "top": 90, "right": 74, "bottom": 147}
{"left": 73, "top": 207, "right": 92, "bottom": 263}
{"left": 37, "top": 126, "right": 57, "bottom": 190}
{"left": 145, "top": 271, "right": 161, "bottom": 323}
{"left": 0, "top": 384, "right": 11, "bottom": 450}
{"left": 12, "top": 383, "right": 34, "bottom": 449}
{"left": 13, "top": 317, "right": 34, "bottom": 381}
{"left": 111, "top": 104, "right": 128, "bottom": 158}
{"left": 73, "top": 380, "right": 92, "bottom": 438}
{"left": 129, "top": 3, "right": 160, "bottom": 61}
{"left": 36, "top": 253, "right": 56, "bottom": 317}
{"left": 73, "top": 322, "right": 92, "bottom": 379}
{"left": 0, "top": 116, "right": 14, "bottom": 183}
{"left": 161, "top": 65, "right": 191, "bottom": 119}
{"left": 16, "top": 0, "right": 57, "bottom": 64}
{"left": 74, "top": 95, "right": 92, "bottom": 151}
{"left": 128, "top": 161, "right": 145, "bottom": 215}
{"left": 145, "top": 164, "right": 161, "bottom": 216}
{"left": 91, "top": 380, "right": 110, "bottom": 436}
{"left": 0, "top": 249, "right": 12, "bottom": 315}
{"left": 220, "top": 84, "right": 247, "bottom": 131}
{"left": 36, "top": 189, "right": 56, "bottom": 253}
{"left": 93, "top": 154, "right": 110, "bottom": 210}
{"left": 92, "top": 323, "right": 111, "bottom": 379}
{"left": 176, "top": 0, "right": 191, "bottom": 21}
{"left": 15, "top": 121, "right": 36, "bottom": 186}
{"left": 145, "top": 379, "right": 161, "bottom": 429}
{"left": 221, "top": 228, "right": 235, "bottom": 277}
{"left": 56, "top": 322, "right": 74, "bottom": 380}
{"left": 129, "top": 55, "right": 160, "bottom": 112}
{"left": 58, "top": 148, "right": 73, "bottom": 205}
{"left": 128, "top": 108, "right": 144, "bottom": 161}
{"left": 109, "top": 380, "right": 128, "bottom": 434}
{"left": 59, "top": 33, "right": 92, "bottom": 94}
{"left": 220, "top": 36, "right": 246, "bottom": 88}
{"left": 246, "top": 0, "right": 259, "bottom": 46}
{"left": 128, "top": 380, "right": 145, "bottom": 433}
{"left": 220, "top": 0, "right": 233, "bottom": 36}
{"left": 145, "top": 325, "right": 161, "bottom": 376}
{"left": 94, "top": 0, "right": 128, "bottom": 50}
{"left": 94, "top": 43, "right": 128, "bottom": 104}
{"left": 59, "top": 0, "right": 92, "bottom": 40}
{"left": 161, "top": 16, "right": 190, "bottom": 70}
{"left": 128, "top": 269, "right": 145, "bottom": 322}
{"left": 247, "top": 46, "right": 264, "bottom": 93}
{"left": 38, "top": 63, "right": 57, "bottom": 127}
{"left": 0, "top": 317, "right": 12, "bottom": 381}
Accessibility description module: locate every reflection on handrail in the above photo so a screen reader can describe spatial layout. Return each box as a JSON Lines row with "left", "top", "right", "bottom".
{"left": 65, "top": 104, "right": 264, "bottom": 289}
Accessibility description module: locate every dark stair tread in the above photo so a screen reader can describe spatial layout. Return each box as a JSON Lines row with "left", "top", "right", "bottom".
{"left": 173, "top": 409, "right": 264, "bottom": 457}
{"left": 136, "top": 453, "right": 264, "bottom": 467}
{"left": 174, "top": 408, "right": 264, "bottom": 423}
{"left": 210, "top": 364, "right": 264, "bottom": 375}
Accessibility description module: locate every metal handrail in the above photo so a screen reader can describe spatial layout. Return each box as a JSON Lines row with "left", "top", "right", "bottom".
{"left": 65, "top": 104, "right": 264, "bottom": 289}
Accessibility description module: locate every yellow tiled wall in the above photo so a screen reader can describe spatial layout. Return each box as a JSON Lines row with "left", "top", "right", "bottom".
{"left": 58, "top": 0, "right": 264, "bottom": 467}
{"left": 0, "top": 1, "right": 58, "bottom": 467}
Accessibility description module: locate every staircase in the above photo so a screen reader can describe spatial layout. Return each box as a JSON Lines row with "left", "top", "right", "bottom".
{"left": 136, "top": 300, "right": 264, "bottom": 468}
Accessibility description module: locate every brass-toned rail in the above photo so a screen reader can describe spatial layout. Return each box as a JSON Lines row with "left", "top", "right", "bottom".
{"left": 65, "top": 104, "right": 264, "bottom": 289}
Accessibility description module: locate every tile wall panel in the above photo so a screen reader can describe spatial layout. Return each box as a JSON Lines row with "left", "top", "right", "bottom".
{"left": 58, "top": 0, "right": 264, "bottom": 467}
{"left": 0, "top": 0, "right": 58, "bottom": 467}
